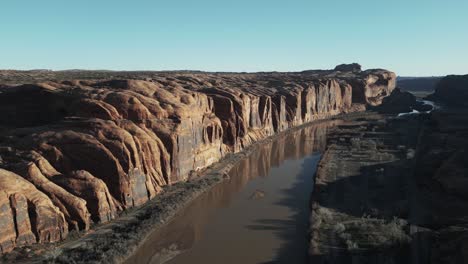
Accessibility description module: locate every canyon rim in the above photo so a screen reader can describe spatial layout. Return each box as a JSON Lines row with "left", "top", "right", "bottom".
{"left": 0, "top": 65, "right": 467, "bottom": 264}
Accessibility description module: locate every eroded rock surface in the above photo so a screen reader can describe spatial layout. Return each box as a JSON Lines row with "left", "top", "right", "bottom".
{"left": 0, "top": 68, "right": 396, "bottom": 253}
{"left": 0, "top": 169, "right": 68, "bottom": 254}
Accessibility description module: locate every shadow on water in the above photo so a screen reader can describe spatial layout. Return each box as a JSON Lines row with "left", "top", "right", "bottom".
{"left": 247, "top": 155, "right": 320, "bottom": 264}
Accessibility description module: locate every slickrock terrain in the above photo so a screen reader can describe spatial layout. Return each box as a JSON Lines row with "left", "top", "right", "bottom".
{"left": 0, "top": 65, "right": 396, "bottom": 255}
{"left": 309, "top": 74, "right": 468, "bottom": 263}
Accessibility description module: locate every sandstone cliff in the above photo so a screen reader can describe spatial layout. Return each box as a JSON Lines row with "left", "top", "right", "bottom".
{"left": 0, "top": 67, "right": 396, "bottom": 253}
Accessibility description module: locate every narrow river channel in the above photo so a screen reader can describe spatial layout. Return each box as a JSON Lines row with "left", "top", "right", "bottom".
{"left": 125, "top": 120, "right": 340, "bottom": 264}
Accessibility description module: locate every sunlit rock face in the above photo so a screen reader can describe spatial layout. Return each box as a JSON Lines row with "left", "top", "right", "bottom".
{"left": 0, "top": 68, "right": 395, "bottom": 252}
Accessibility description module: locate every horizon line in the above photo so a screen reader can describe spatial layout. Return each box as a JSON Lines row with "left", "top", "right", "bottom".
{"left": 0, "top": 68, "right": 449, "bottom": 78}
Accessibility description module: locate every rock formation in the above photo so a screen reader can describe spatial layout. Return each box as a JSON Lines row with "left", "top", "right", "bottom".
{"left": 372, "top": 88, "right": 433, "bottom": 114}
{"left": 0, "top": 67, "right": 396, "bottom": 253}
{"left": 427, "top": 74, "right": 468, "bottom": 106}
{"left": 334, "top": 63, "right": 362, "bottom": 73}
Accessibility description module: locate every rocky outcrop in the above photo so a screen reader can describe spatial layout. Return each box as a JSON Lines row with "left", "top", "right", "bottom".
{"left": 0, "top": 68, "right": 396, "bottom": 253}
{"left": 373, "top": 88, "right": 417, "bottom": 113}
{"left": 309, "top": 113, "right": 426, "bottom": 263}
{"left": 358, "top": 70, "right": 397, "bottom": 106}
{"left": 427, "top": 74, "right": 468, "bottom": 106}
{"left": 0, "top": 169, "right": 68, "bottom": 254}
{"left": 334, "top": 63, "right": 362, "bottom": 73}
{"left": 373, "top": 88, "right": 433, "bottom": 114}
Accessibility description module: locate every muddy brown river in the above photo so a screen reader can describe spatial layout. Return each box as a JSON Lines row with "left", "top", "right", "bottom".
{"left": 125, "top": 120, "right": 339, "bottom": 264}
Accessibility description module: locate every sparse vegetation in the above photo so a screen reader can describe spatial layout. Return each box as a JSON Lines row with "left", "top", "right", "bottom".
{"left": 333, "top": 216, "right": 410, "bottom": 252}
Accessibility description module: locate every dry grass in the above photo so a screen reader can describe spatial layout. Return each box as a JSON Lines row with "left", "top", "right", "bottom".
{"left": 334, "top": 216, "right": 411, "bottom": 251}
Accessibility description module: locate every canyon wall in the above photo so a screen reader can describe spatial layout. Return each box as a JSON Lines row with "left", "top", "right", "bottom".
{"left": 0, "top": 67, "right": 396, "bottom": 253}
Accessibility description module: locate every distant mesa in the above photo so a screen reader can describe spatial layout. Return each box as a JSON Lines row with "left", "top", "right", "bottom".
{"left": 334, "top": 63, "right": 362, "bottom": 73}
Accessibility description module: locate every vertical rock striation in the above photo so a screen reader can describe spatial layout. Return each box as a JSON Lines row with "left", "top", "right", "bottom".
{"left": 0, "top": 67, "right": 396, "bottom": 252}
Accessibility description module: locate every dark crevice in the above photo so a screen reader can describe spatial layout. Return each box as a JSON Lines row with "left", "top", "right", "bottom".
{"left": 26, "top": 200, "right": 40, "bottom": 242}
{"left": 8, "top": 196, "right": 19, "bottom": 241}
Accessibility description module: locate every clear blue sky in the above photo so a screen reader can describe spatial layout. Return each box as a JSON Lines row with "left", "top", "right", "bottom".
{"left": 1, "top": 0, "right": 467, "bottom": 76}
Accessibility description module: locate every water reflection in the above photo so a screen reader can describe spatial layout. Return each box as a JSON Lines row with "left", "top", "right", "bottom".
{"left": 125, "top": 120, "right": 340, "bottom": 264}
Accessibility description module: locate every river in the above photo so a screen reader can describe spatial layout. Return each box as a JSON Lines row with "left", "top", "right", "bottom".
{"left": 125, "top": 120, "right": 340, "bottom": 264}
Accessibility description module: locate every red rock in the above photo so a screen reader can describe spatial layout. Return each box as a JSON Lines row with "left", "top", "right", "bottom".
{"left": 0, "top": 68, "right": 396, "bottom": 253}
{"left": 0, "top": 169, "right": 68, "bottom": 253}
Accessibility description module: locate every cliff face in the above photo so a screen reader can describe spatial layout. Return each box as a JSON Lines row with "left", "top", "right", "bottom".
{"left": 0, "top": 68, "right": 396, "bottom": 253}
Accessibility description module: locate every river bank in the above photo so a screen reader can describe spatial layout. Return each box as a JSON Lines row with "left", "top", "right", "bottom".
{"left": 125, "top": 119, "right": 335, "bottom": 264}
{"left": 309, "top": 111, "right": 425, "bottom": 263}
{"left": 2, "top": 113, "right": 368, "bottom": 264}
{"left": 309, "top": 105, "right": 468, "bottom": 263}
